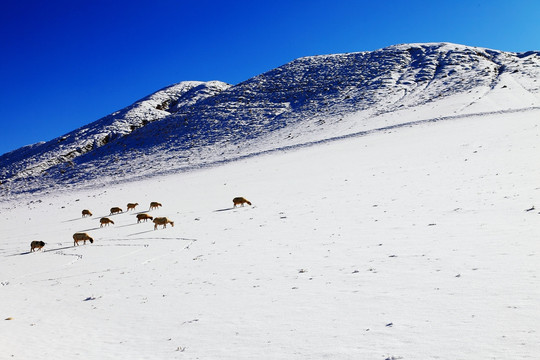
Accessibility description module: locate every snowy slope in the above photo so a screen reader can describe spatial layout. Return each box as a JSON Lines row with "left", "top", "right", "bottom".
{"left": 1, "top": 43, "right": 539, "bottom": 198}
{"left": 0, "top": 106, "right": 538, "bottom": 359}
{"left": 1, "top": 42, "right": 540, "bottom": 359}
{"left": 0, "top": 81, "right": 230, "bottom": 186}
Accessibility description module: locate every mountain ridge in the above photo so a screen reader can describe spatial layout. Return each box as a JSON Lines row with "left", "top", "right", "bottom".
{"left": 1, "top": 42, "right": 539, "bottom": 198}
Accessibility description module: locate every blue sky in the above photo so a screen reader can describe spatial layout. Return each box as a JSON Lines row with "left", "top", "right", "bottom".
{"left": 1, "top": 0, "right": 539, "bottom": 155}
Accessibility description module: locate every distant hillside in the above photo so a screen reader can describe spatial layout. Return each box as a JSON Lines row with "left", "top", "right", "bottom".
{"left": 1, "top": 43, "right": 539, "bottom": 198}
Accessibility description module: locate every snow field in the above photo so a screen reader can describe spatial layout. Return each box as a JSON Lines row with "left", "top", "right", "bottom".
{"left": 1, "top": 109, "right": 539, "bottom": 359}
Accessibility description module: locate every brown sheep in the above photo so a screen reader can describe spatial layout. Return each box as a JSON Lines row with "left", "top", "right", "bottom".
{"left": 100, "top": 217, "right": 115, "bottom": 227}
{"left": 149, "top": 202, "right": 162, "bottom": 210}
{"left": 127, "top": 203, "right": 139, "bottom": 211}
{"left": 30, "top": 240, "right": 45, "bottom": 252}
{"left": 110, "top": 207, "right": 123, "bottom": 215}
{"left": 136, "top": 213, "right": 153, "bottom": 223}
{"left": 73, "top": 232, "right": 94, "bottom": 246}
{"left": 82, "top": 209, "right": 93, "bottom": 217}
{"left": 153, "top": 217, "right": 174, "bottom": 230}
{"left": 233, "top": 197, "right": 252, "bottom": 207}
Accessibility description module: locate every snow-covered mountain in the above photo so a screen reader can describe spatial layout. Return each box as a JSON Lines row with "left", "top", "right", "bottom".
{"left": 1, "top": 42, "right": 539, "bottom": 198}
{"left": 1, "top": 43, "right": 540, "bottom": 359}
{"left": 0, "top": 81, "right": 231, "bottom": 194}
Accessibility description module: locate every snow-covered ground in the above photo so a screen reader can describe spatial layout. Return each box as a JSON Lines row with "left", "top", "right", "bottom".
{"left": 1, "top": 104, "right": 539, "bottom": 359}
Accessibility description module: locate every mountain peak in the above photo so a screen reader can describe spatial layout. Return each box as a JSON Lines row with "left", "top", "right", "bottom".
{"left": 1, "top": 43, "right": 539, "bottom": 198}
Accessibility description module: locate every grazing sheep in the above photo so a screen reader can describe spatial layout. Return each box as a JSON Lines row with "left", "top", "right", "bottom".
{"left": 153, "top": 217, "right": 174, "bottom": 230}
{"left": 73, "top": 232, "right": 94, "bottom": 246}
{"left": 100, "top": 217, "right": 115, "bottom": 227}
{"left": 136, "top": 213, "right": 153, "bottom": 223}
{"left": 82, "top": 209, "right": 93, "bottom": 217}
{"left": 149, "top": 202, "right": 162, "bottom": 210}
{"left": 127, "top": 203, "right": 139, "bottom": 211}
{"left": 30, "top": 240, "right": 45, "bottom": 252}
{"left": 110, "top": 207, "right": 123, "bottom": 215}
{"left": 233, "top": 197, "right": 252, "bottom": 207}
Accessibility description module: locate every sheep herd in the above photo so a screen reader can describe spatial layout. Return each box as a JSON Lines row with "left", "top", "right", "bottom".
{"left": 76, "top": 201, "right": 173, "bottom": 241}
{"left": 29, "top": 197, "right": 252, "bottom": 253}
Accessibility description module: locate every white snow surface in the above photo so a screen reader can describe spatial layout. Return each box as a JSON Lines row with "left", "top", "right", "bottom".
{"left": 1, "top": 105, "right": 539, "bottom": 359}
{"left": 1, "top": 43, "right": 540, "bottom": 359}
